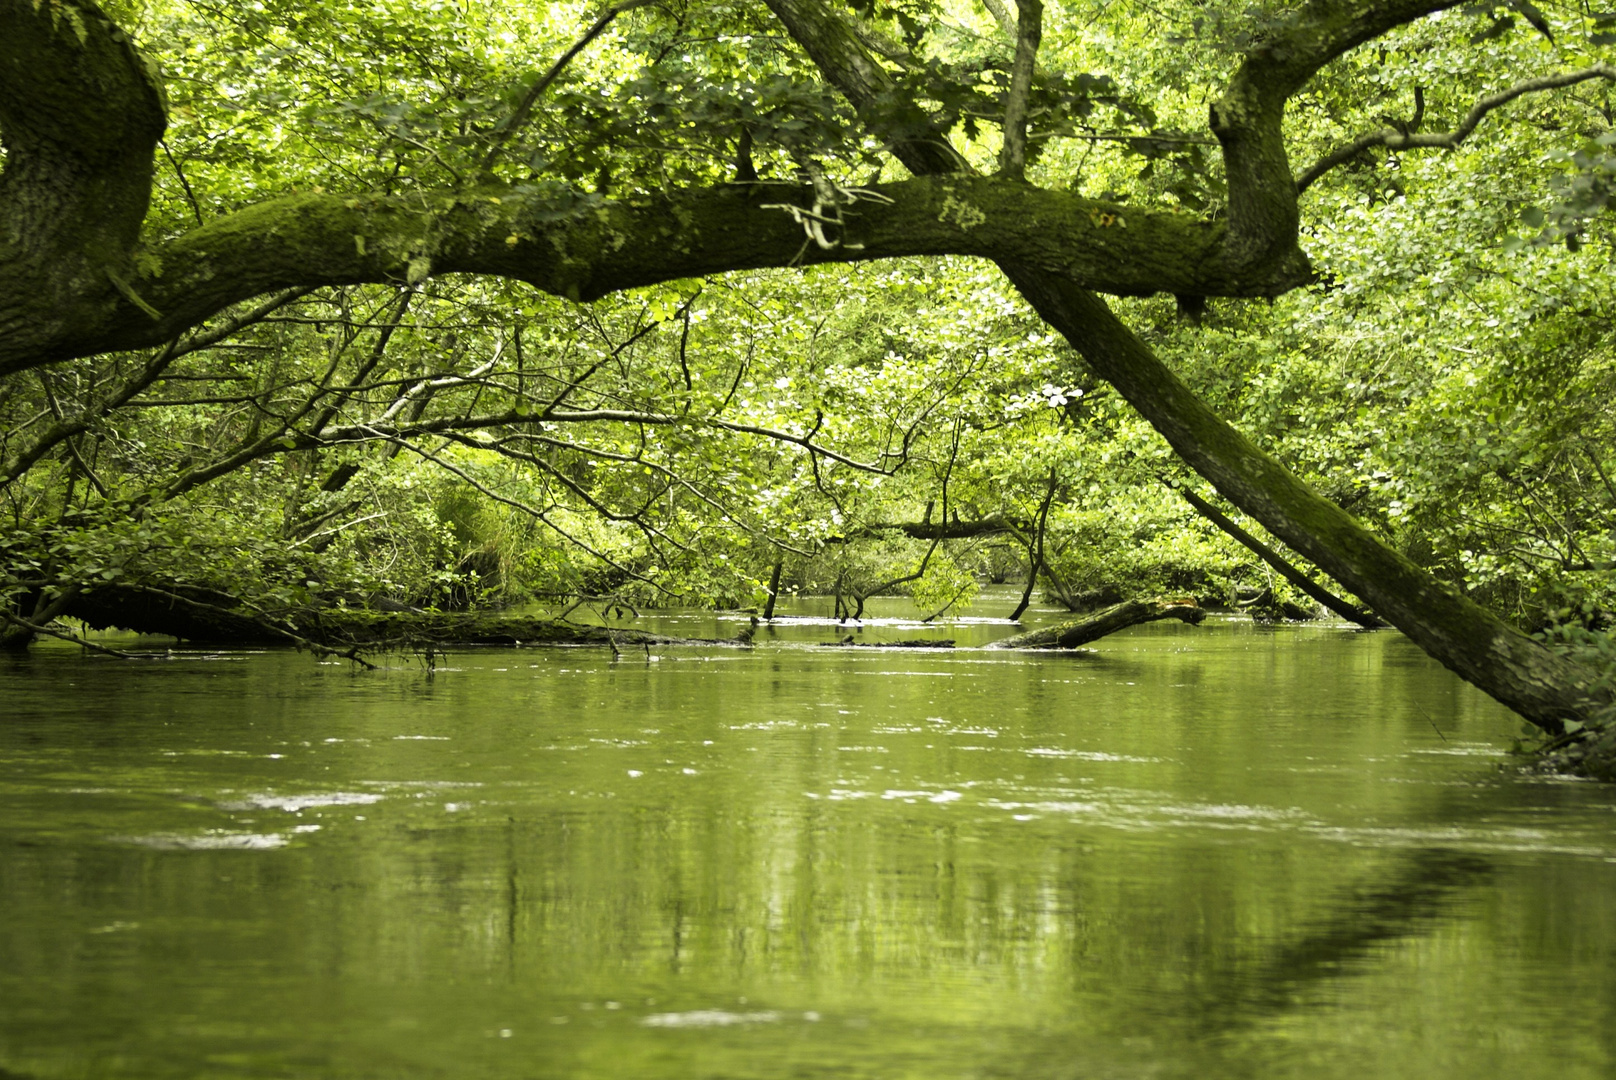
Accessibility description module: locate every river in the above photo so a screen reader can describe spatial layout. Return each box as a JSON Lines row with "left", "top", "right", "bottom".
{"left": 2, "top": 593, "right": 1614, "bottom": 1078}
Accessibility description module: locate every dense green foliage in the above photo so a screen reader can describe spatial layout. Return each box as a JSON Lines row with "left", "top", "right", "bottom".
{"left": 1, "top": 0, "right": 1612, "bottom": 671}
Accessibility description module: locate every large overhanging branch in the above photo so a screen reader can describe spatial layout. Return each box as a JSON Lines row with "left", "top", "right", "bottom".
{"left": 0, "top": 0, "right": 1479, "bottom": 376}
{"left": 1296, "top": 63, "right": 1616, "bottom": 193}
{"left": 1, "top": 177, "right": 1283, "bottom": 377}
{"left": 759, "top": 0, "right": 1462, "bottom": 290}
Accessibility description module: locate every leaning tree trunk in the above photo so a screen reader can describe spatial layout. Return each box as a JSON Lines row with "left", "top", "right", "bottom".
{"left": 1002, "top": 268, "right": 1607, "bottom": 733}
{"left": 758, "top": 0, "right": 1610, "bottom": 743}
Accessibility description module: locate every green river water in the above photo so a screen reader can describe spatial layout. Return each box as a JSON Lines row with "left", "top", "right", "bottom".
{"left": 2, "top": 594, "right": 1615, "bottom": 1079}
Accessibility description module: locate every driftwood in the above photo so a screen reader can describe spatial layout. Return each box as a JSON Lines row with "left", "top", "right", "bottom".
{"left": 985, "top": 598, "right": 1206, "bottom": 649}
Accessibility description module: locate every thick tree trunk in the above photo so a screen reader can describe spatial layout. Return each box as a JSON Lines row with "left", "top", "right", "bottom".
{"left": 986, "top": 598, "right": 1206, "bottom": 649}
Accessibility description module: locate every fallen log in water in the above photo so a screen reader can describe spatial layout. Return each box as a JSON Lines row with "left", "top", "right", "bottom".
{"left": 58, "top": 585, "right": 1199, "bottom": 654}
{"left": 985, "top": 598, "right": 1206, "bottom": 649}
{"left": 60, "top": 585, "right": 727, "bottom": 649}
{"left": 817, "top": 638, "right": 957, "bottom": 648}
{"left": 310, "top": 611, "right": 709, "bottom": 648}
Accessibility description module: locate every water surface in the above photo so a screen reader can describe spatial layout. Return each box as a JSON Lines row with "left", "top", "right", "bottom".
{"left": 2, "top": 600, "right": 1614, "bottom": 1078}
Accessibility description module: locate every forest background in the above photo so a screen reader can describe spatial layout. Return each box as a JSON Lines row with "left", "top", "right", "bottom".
{"left": 2, "top": 0, "right": 1615, "bottom": 763}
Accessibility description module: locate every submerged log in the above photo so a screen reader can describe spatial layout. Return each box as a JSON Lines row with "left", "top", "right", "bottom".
{"left": 61, "top": 585, "right": 721, "bottom": 649}
{"left": 985, "top": 598, "right": 1206, "bottom": 649}
{"left": 67, "top": 583, "right": 285, "bottom": 643}
{"left": 60, "top": 584, "right": 1195, "bottom": 654}
{"left": 818, "top": 638, "right": 956, "bottom": 648}
{"left": 311, "top": 611, "right": 705, "bottom": 648}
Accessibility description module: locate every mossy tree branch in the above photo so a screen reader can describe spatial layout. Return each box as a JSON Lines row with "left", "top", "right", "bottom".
{"left": 0, "top": 176, "right": 1302, "bottom": 378}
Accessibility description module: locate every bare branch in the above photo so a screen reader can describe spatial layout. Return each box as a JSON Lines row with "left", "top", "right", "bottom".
{"left": 373, "top": 430, "right": 677, "bottom": 597}
{"left": 306, "top": 288, "right": 413, "bottom": 437}
{"left": 484, "top": 431, "right": 819, "bottom": 557}
{"left": 1297, "top": 65, "right": 1616, "bottom": 193}
{"left": 435, "top": 430, "right": 693, "bottom": 554}
{"left": 849, "top": 419, "right": 963, "bottom": 618}
{"left": 1172, "top": 481, "right": 1384, "bottom": 628}
{"left": 1008, "top": 466, "right": 1057, "bottom": 621}
{"left": 0, "top": 609, "right": 143, "bottom": 659}
{"left": 479, "top": 0, "right": 656, "bottom": 175}
{"left": 160, "top": 138, "right": 206, "bottom": 228}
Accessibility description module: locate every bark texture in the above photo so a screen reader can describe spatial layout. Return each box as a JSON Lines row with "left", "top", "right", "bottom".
{"left": 0, "top": 175, "right": 1291, "bottom": 377}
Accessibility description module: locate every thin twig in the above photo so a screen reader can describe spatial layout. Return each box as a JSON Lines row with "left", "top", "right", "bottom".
{"left": 479, "top": 0, "right": 656, "bottom": 175}
{"left": 160, "top": 137, "right": 206, "bottom": 227}
{"left": 1415, "top": 702, "right": 1448, "bottom": 743}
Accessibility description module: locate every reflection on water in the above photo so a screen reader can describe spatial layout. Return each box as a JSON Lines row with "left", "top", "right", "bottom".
{"left": 1, "top": 595, "right": 1615, "bottom": 1079}
{"left": 1189, "top": 847, "right": 1495, "bottom": 1028}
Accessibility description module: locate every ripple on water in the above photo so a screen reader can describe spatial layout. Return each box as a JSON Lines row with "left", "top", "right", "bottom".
{"left": 1025, "top": 748, "right": 1161, "bottom": 763}
{"left": 639, "top": 1010, "right": 784, "bottom": 1028}
{"left": 113, "top": 831, "right": 291, "bottom": 850}
{"left": 216, "top": 791, "right": 385, "bottom": 812}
